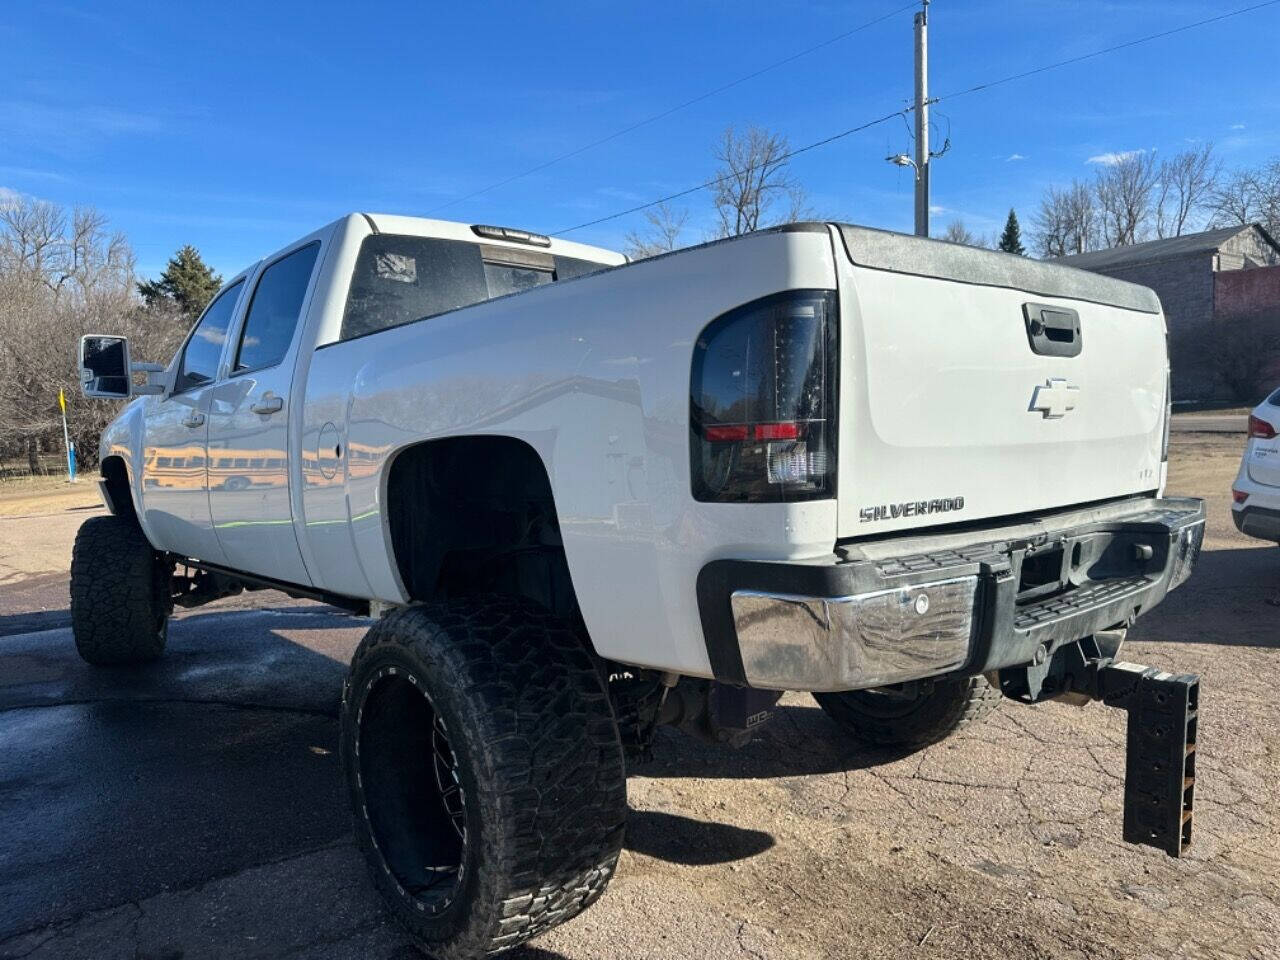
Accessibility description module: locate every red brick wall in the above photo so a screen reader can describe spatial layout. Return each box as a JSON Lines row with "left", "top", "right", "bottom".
{"left": 1215, "top": 263, "right": 1280, "bottom": 319}
{"left": 1215, "top": 264, "right": 1280, "bottom": 396}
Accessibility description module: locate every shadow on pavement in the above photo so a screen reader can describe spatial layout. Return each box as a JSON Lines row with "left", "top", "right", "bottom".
{"left": 0, "top": 604, "right": 783, "bottom": 950}
{"left": 633, "top": 703, "right": 909, "bottom": 783}
{"left": 1129, "top": 544, "right": 1280, "bottom": 647}
{"left": 625, "top": 808, "right": 774, "bottom": 865}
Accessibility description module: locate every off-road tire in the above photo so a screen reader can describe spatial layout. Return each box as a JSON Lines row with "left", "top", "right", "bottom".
{"left": 69, "top": 514, "right": 172, "bottom": 666}
{"left": 813, "top": 675, "right": 1002, "bottom": 750}
{"left": 340, "top": 597, "right": 627, "bottom": 959}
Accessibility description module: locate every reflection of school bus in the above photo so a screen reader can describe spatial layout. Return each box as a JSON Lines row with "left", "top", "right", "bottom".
{"left": 141, "top": 445, "right": 209, "bottom": 491}
{"left": 141, "top": 439, "right": 387, "bottom": 491}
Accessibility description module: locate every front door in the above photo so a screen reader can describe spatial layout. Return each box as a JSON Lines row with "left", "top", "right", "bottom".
{"left": 138, "top": 279, "right": 245, "bottom": 564}
{"left": 207, "top": 241, "right": 320, "bottom": 587}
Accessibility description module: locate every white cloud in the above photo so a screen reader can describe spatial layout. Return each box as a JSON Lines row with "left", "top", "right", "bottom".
{"left": 1005, "top": 153, "right": 1027, "bottom": 162}
{"left": 1086, "top": 149, "right": 1145, "bottom": 166}
{"left": 0, "top": 186, "right": 20, "bottom": 210}
{"left": 928, "top": 204, "right": 947, "bottom": 215}
{"left": 1230, "top": 123, "right": 1246, "bottom": 130}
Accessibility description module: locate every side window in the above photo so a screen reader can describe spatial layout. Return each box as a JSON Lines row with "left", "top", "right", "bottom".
{"left": 337, "top": 235, "right": 615, "bottom": 343}
{"left": 175, "top": 280, "right": 243, "bottom": 393}
{"left": 234, "top": 242, "right": 320, "bottom": 372}
{"left": 341, "top": 236, "right": 488, "bottom": 341}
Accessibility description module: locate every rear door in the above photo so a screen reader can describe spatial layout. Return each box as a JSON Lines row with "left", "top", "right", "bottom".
{"left": 138, "top": 279, "right": 245, "bottom": 563}
{"left": 207, "top": 241, "right": 321, "bottom": 586}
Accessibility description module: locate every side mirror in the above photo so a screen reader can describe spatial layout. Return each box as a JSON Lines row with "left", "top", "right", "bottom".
{"left": 79, "top": 335, "right": 133, "bottom": 398}
{"left": 78, "top": 335, "right": 166, "bottom": 399}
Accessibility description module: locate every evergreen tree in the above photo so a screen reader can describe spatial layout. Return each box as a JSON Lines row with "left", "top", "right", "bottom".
{"left": 997, "top": 209, "right": 1026, "bottom": 256}
{"left": 138, "top": 245, "right": 222, "bottom": 318}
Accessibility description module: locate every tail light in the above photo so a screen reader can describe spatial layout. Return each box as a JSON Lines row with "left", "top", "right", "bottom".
{"left": 1232, "top": 489, "right": 1248, "bottom": 504}
{"left": 690, "top": 290, "right": 837, "bottom": 502}
{"left": 1248, "top": 414, "right": 1276, "bottom": 439}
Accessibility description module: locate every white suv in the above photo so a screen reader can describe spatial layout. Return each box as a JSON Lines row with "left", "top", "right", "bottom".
{"left": 1232, "top": 387, "right": 1280, "bottom": 544}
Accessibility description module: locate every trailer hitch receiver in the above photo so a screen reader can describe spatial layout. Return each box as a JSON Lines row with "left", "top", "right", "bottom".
{"left": 1002, "top": 637, "right": 1199, "bottom": 858}
{"left": 1093, "top": 660, "right": 1198, "bottom": 857}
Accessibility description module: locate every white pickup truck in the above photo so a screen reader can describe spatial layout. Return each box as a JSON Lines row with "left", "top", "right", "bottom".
{"left": 76, "top": 215, "right": 1205, "bottom": 959}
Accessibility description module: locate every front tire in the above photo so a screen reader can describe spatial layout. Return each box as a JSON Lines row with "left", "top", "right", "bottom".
{"left": 69, "top": 514, "right": 172, "bottom": 665}
{"left": 340, "top": 598, "right": 626, "bottom": 958}
{"left": 813, "top": 675, "right": 1002, "bottom": 751}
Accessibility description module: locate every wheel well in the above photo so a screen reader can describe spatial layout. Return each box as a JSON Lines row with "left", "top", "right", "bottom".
{"left": 386, "top": 436, "right": 580, "bottom": 620}
{"left": 100, "top": 456, "right": 137, "bottom": 522}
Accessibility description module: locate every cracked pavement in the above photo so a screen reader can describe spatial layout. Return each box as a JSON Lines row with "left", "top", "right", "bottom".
{"left": 0, "top": 434, "right": 1276, "bottom": 959}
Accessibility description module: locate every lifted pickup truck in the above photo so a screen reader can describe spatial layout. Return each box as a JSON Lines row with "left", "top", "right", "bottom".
{"left": 76, "top": 216, "right": 1204, "bottom": 959}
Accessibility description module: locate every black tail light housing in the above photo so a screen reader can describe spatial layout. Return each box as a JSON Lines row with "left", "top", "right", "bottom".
{"left": 690, "top": 289, "right": 838, "bottom": 503}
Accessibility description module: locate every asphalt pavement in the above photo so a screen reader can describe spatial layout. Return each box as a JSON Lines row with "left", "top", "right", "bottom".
{"left": 2, "top": 446, "right": 1276, "bottom": 960}
{"left": 1170, "top": 412, "right": 1248, "bottom": 433}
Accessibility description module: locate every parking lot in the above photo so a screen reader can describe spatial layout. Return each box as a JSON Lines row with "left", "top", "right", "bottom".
{"left": 0, "top": 432, "right": 1275, "bottom": 960}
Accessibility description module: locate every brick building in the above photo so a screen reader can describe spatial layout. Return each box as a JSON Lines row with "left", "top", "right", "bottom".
{"left": 1055, "top": 224, "right": 1280, "bottom": 400}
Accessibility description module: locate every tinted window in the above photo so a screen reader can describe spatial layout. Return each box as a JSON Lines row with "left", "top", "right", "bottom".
{"left": 176, "top": 280, "right": 243, "bottom": 393}
{"left": 1268, "top": 387, "right": 1280, "bottom": 407}
{"left": 340, "top": 235, "right": 613, "bottom": 342}
{"left": 483, "top": 261, "right": 553, "bottom": 297}
{"left": 553, "top": 255, "right": 610, "bottom": 280}
{"left": 235, "top": 242, "right": 320, "bottom": 372}
{"left": 342, "top": 236, "right": 489, "bottom": 341}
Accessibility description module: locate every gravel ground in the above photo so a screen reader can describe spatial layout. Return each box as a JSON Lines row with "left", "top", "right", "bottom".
{"left": 0, "top": 433, "right": 1275, "bottom": 960}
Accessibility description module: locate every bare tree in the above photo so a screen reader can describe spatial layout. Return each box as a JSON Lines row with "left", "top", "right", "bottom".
{"left": 1211, "top": 168, "right": 1259, "bottom": 226}
{"left": 0, "top": 195, "right": 186, "bottom": 474}
{"left": 623, "top": 202, "right": 689, "bottom": 260}
{"left": 1033, "top": 180, "right": 1098, "bottom": 257}
{"left": 709, "top": 125, "right": 808, "bottom": 238}
{"left": 1155, "top": 144, "right": 1219, "bottom": 238}
{"left": 0, "top": 198, "right": 65, "bottom": 282}
{"left": 1095, "top": 151, "right": 1158, "bottom": 247}
{"left": 1210, "top": 159, "right": 1280, "bottom": 235}
{"left": 1244, "top": 159, "right": 1280, "bottom": 236}
{"left": 939, "top": 219, "right": 984, "bottom": 247}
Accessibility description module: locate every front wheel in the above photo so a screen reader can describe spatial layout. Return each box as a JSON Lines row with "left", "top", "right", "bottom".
{"left": 69, "top": 514, "right": 172, "bottom": 665}
{"left": 340, "top": 598, "right": 626, "bottom": 958}
{"left": 813, "top": 675, "right": 1002, "bottom": 751}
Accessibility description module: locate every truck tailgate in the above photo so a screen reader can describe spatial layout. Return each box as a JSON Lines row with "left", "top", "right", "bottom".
{"left": 833, "top": 225, "right": 1167, "bottom": 539}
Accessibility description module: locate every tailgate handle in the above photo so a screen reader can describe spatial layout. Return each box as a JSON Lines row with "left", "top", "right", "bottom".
{"left": 1023, "top": 303, "right": 1082, "bottom": 358}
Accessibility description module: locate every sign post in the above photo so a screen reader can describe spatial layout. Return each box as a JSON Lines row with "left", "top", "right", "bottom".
{"left": 59, "top": 388, "right": 76, "bottom": 483}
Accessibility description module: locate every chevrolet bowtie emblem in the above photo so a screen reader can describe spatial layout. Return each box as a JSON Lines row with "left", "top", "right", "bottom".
{"left": 1030, "top": 378, "right": 1079, "bottom": 418}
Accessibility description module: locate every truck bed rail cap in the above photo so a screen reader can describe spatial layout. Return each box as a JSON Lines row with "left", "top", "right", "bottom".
{"left": 835, "top": 223, "right": 1161, "bottom": 315}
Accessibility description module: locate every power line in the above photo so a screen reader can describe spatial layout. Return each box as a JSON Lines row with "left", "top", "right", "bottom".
{"left": 552, "top": 0, "right": 1280, "bottom": 237}
{"left": 550, "top": 109, "right": 911, "bottom": 236}
{"left": 422, "top": 1, "right": 918, "bottom": 216}
{"left": 935, "top": 0, "right": 1280, "bottom": 102}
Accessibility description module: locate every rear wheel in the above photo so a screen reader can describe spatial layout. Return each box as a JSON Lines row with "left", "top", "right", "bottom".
{"left": 340, "top": 597, "right": 626, "bottom": 958}
{"left": 813, "top": 675, "right": 1002, "bottom": 751}
{"left": 69, "top": 514, "right": 172, "bottom": 665}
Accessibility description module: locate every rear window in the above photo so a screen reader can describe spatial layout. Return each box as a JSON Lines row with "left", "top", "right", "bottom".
{"left": 1268, "top": 387, "right": 1280, "bottom": 407}
{"left": 339, "top": 235, "right": 609, "bottom": 342}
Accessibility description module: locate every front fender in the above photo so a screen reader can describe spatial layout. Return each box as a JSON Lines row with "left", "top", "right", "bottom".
{"left": 99, "top": 398, "right": 147, "bottom": 522}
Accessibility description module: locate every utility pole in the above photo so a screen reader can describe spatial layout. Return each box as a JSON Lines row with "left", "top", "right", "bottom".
{"left": 913, "top": 0, "right": 930, "bottom": 237}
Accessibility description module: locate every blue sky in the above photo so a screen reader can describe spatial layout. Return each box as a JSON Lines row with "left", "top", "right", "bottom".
{"left": 2, "top": 1, "right": 1278, "bottom": 279}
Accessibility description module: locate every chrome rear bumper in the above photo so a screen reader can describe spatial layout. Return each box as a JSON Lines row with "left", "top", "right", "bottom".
{"left": 698, "top": 497, "right": 1205, "bottom": 692}
{"left": 731, "top": 576, "right": 978, "bottom": 692}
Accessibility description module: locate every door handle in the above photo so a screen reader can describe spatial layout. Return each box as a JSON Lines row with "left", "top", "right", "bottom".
{"left": 250, "top": 392, "right": 284, "bottom": 415}
{"left": 182, "top": 411, "right": 205, "bottom": 428}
